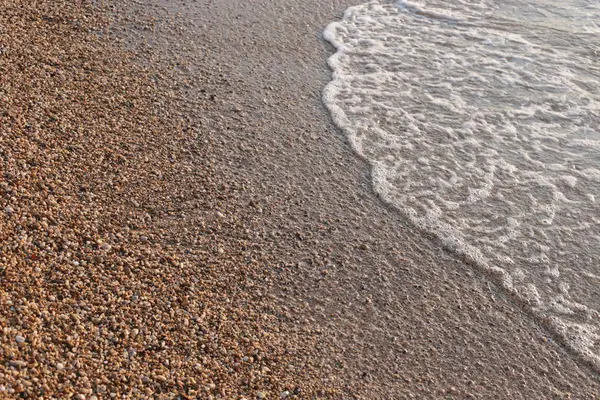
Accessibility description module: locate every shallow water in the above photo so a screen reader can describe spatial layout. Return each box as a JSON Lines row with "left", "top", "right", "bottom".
{"left": 324, "top": 0, "right": 600, "bottom": 369}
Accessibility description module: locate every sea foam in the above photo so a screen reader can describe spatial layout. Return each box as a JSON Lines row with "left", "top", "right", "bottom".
{"left": 324, "top": 0, "right": 600, "bottom": 369}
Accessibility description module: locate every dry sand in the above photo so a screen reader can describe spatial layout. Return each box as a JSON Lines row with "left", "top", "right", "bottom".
{"left": 1, "top": 0, "right": 600, "bottom": 399}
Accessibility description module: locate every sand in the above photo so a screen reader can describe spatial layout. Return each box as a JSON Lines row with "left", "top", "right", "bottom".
{"left": 1, "top": 0, "right": 599, "bottom": 399}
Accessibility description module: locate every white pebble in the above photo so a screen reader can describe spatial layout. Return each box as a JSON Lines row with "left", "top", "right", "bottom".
{"left": 15, "top": 335, "right": 25, "bottom": 343}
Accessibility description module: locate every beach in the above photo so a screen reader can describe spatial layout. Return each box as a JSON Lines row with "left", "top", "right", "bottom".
{"left": 1, "top": 0, "right": 599, "bottom": 398}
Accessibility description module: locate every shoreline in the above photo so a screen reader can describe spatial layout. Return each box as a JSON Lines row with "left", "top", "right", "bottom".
{"left": 112, "top": 0, "right": 600, "bottom": 397}
{"left": 1, "top": 0, "right": 599, "bottom": 398}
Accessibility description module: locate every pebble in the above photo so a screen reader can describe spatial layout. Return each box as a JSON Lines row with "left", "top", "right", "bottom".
{"left": 9, "top": 361, "right": 26, "bottom": 368}
{"left": 280, "top": 391, "right": 290, "bottom": 398}
{"left": 15, "top": 335, "right": 25, "bottom": 343}
{"left": 257, "top": 392, "right": 267, "bottom": 399}
{"left": 4, "top": 206, "right": 13, "bottom": 214}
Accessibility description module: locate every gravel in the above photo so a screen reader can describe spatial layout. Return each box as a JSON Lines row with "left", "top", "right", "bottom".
{"left": 0, "top": 0, "right": 328, "bottom": 398}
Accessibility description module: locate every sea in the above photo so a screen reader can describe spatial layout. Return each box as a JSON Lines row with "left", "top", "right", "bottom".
{"left": 324, "top": 0, "right": 600, "bottom": 370}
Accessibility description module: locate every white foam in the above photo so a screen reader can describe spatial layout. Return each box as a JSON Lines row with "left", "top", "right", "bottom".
{"left": 324, "top": 0, "right": 600, "bottom": 370}
{"left": 395, "top": 0, "right": 460, "bottom": 21}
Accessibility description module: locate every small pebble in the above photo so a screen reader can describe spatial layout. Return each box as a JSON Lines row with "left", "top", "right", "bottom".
{"left": 9, "top": 361, "right": 26, "bottom": 368}
{"left": 15, "top": 335, "right": 25, "bottom": 343}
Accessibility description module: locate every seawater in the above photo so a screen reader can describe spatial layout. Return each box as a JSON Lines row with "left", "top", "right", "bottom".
{"left": 324, "top": 0, "right": 600, "bottom": 369}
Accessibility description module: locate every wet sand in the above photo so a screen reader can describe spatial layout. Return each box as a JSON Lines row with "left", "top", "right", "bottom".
{"left": 1, "top": 0, "right": 599, "bottom": 398}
